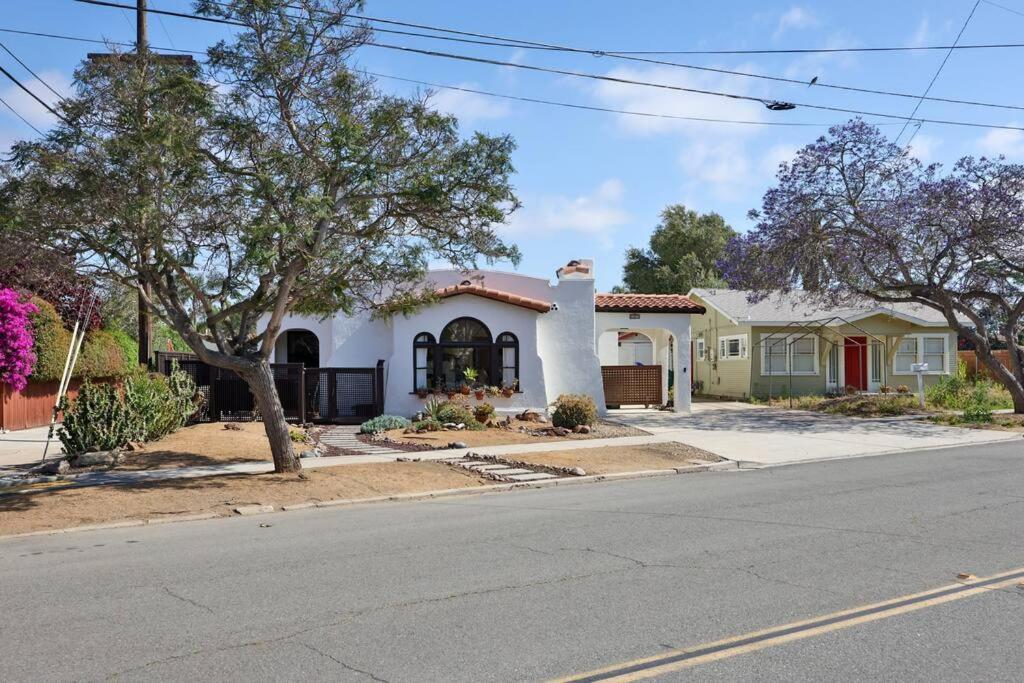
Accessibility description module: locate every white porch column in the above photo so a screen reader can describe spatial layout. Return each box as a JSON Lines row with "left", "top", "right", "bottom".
{"left": 672, "top": 331, "right": 690, "bottom": 412}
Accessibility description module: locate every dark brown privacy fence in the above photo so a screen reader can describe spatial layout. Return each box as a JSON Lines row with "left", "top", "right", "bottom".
{"left": 156, "top": 353, "right": 384, "bottom": 424}
{"left": 601, "top": 365, "right": 663, "bottom": 407}
{"left": 1, "top": 378, "right": 119, "bottom": 431}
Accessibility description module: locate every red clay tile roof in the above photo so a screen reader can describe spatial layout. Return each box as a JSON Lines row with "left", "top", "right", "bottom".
{"left": 436, "top": 284, "right": 552, "bottom": 313}
{"left": 595, "top": 293, "right": 706, "bottom": 314}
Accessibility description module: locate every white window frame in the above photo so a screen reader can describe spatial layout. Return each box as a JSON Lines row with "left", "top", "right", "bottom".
{"left": 695, "top": 339, "right": 706, "bottom": 361}
{"left": 760, "top": 334, "right": 819, "bottom": 376}
{"left": 892, "top": 334, "right": 949, "bottom": 375}
{"left": 718, "top": 334, "right": 747, "bottom": 361}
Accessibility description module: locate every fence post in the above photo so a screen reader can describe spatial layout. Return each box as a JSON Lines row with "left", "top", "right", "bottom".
{"left": 375, "top": 359, "right": 385, "bottom": 416}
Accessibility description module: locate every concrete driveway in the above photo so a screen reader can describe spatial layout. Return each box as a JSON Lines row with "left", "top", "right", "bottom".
{"left": 0, "top": 426, "right": 60, "bottom": 471}
{"left": 609, "top": 401, "right": 1022, "bottom": 466}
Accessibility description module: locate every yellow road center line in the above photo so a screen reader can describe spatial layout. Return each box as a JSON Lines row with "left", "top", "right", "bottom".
{"left": 550, "top": 566, "right": 1024, "bottom": 682}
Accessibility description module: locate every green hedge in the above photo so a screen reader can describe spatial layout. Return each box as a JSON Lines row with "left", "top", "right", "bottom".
{"left": 28, "top": 297, "right": 135, "bottom": 382}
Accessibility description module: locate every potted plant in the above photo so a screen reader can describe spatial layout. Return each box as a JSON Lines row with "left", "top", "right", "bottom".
{"left": 486, "top": 385, "right": 501, "bottom": 397}
{"left": 462, "top": 368, "right": 477, "bottom": 396}
{"left": 501, "top": 379, "right": 517, "bottom": 398}
{"left": 474, "top": 387, "right": 485, "bottom": 400}
{"left": 415, "top": 387, "right": 429, "bottom": 399}
{"left": 473, "top": 402, "right": 495, "bottom": 423}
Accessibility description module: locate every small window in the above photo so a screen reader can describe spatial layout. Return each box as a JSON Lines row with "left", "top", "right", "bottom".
{"left": 895, "top": 338, "right": 918, "bottom": 373}
{"left": 764, "top": 337, "right": 788, "bottom": 374}
{"left": 791, "top": 338, "right": 816, "bottom": 374}
{"left": 719, "top": 334, "right": 747, "bottom": 360}
{"left": 496, "top": 332, "right": 519, "bottom": 387}
{"left": 414, "top": 333, "right": 436, "bottom": 390}
{"left": 695, "top": 339, "right": 706, "bottom": 361}
{"left": 923, "top": 337, "right": 945, "bottom": 373}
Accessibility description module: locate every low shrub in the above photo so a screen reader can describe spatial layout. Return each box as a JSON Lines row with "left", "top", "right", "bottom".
{"left": 435, "top": 400, "right": 476, "bottom": 426}
{"left": 896, "top": 385, "right": 910, "bottom": 394}
{"left": 962, "top": 384, "right": 994, "bottom": 423}
{"left": 59, "top": 381, "right": 134, "bottom": 454}
{"left": 123, "top": 367, "right": 197, "bottom": 442}
{"left": 289, "top": 428, "right": 309, "bottom": 443}
{"left": 551, "top": 393, "right": 598, "bottom": 429}
{"left": 410, "top": 418, "right": 443, "bottom": 432}
{"left": 422, "top": 395, "right": 446, "bottom": 420}
{"left": 879, "top": 385, "right": 893, "bottom": 394}
{"left": 360, "top": 414, "right": 410, "bottom": 433}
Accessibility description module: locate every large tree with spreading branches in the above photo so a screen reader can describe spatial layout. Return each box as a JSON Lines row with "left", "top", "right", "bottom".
{"left": 0, "top": 0, "right": 520, "bottom": 471}
{"left": 722, "top": 119, "right": 1024, "bottom": 412}
{"left": 618, "top": 204, "right": 735, "bottom": 294}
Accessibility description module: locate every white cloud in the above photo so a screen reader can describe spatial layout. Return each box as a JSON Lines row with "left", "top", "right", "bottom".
{"left": 907, "top": 133, "right": 940, "bottom": 163}
{"left": 428, "top": 83, "right": 511, "bottom": 124}
{"left": 502, "top": 179, "right": 629, "bottom": 248}
{"left": 977, "top": 126, "right": 1024, "bottom": 159}
{"left": 910, "top": 17, "right": 931, "bottom": 48}
{"left": 774, "top": 7, "right": 818, "bottom": 39}
{"left": 589, "top": 64, "right": 766, "bottom": 137}
{"left": 760, "top": 143, "right": 799, "bottom": 178}
{"left": 0, "top": 70, "right": 71, "bottom": 129}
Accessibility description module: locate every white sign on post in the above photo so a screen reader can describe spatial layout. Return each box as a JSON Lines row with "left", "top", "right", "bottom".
{"left": 911, "top": 362, "right": 929, "bottom": 408}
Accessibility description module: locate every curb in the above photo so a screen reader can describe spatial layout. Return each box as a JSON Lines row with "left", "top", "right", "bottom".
{"left": 0, "top": 460, "right": 737, "bottom": 542}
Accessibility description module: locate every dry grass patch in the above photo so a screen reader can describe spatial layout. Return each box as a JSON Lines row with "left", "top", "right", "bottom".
{"left": 379, "top": 419, "right": 647, "bottom": 449}
{"left": 0, "top": 462, "right": 488, "bottom": 536}
{"left": 114, "top": 422, "right": 275, "bottom": 470}
{"left": 764, "top": 394, "right": 931, "bottom": 417}
{"left": 511, "top": 442, "right": 723, "bottom": 475}
{"left": 930, "top": 413, "right": 1024, "bottom": 432}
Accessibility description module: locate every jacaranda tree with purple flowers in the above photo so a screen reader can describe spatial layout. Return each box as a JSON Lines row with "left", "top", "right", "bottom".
{"left": 0, "top": 288, "right": 38, "bottom": 392}
{"left": 722, "top": 119, "right": 1024, "bottom": 412}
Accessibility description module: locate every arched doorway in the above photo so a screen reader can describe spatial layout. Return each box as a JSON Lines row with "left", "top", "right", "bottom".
{"left": 283, "top": 330, "right": 319, "bottom": 367}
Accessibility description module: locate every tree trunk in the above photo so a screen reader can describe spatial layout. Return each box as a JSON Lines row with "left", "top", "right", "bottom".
{"left": 975, "top": 346, "right": 1024, "bottom": 414}
{"left": 243, "top": 360, "right": 302, "bottom": 473}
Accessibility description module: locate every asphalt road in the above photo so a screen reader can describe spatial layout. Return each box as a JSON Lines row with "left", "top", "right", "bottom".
{"left": 3, "top": 440, "right": 1024, "bottom": 682}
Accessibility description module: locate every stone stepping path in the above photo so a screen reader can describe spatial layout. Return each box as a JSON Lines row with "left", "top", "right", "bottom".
{"left": 449, "top": 458, "right": 558, "bottom": 482}
{"left": 316, "top": 426, "right": 410, "bottom": 456}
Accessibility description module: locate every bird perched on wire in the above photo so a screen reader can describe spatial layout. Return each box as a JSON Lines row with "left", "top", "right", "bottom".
{"left": 809, "top": 76, "right": 818, "bottom": 87}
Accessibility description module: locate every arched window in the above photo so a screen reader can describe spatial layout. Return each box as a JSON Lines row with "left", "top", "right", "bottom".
{"left": 496, "top": 332, "right": 519, "bottom": 387}
{"left": 413, "top": 333, "right": 435, "bottom": 390}
{"left": 440, "top": 317, "right": 492, "bottom": 343}
{"left": 413, "top": 319, "right": 521, "bottom": 392}
{"left": 439, "top": 317, "right": 492, "bottom": 388}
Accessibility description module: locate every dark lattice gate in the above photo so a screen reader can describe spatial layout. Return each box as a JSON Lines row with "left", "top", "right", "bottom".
{"left": 303, "top": 362, "right": 385, "bottom": 424}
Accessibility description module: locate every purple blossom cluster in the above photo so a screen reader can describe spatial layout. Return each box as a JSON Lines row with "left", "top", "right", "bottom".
{"left": 0, "top": 288, "right": 38, "bottom": 392}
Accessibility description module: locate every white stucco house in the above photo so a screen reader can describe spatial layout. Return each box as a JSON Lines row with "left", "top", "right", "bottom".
{"left": 266, "top": 259, "right": 706, "bottom": 421}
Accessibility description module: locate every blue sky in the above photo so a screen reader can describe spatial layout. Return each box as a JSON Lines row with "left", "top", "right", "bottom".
{"left": 3, "top": 0, "right": 1024, "bottom": 291}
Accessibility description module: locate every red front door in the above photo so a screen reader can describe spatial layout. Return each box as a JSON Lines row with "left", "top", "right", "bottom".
{"left": 844, "top": 337, "right": 867, "bottom": 391}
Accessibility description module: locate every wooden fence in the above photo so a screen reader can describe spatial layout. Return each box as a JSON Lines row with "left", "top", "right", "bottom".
{"left": 1, "top": 379, "right": 93, "bottom": 432}
{"left": 601, "top": 365, "right": 663, "bottom": 407}
{"left": 958, "top": 350, "right": 1012, "bottom": 379}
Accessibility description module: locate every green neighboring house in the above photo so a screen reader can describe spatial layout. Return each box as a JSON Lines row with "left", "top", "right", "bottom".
{"left": 687, "top": 288, "right": 963, "bottom": 399}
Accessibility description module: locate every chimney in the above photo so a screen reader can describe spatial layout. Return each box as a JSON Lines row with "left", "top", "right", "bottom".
{"left": 556, "top": 259, "right": 594, "bottom": 280}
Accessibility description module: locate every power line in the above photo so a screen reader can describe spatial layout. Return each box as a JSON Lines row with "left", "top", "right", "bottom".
{"left": 898, "top": 1, "right": 980, "bottom": 144}
{"left": 364, "top": 71, "right": 908, "bottom": 127}
{"left": 336, "top": 3, "right": 1024, "bottom": 55}
{"left": 0, "top": 64, "right": 66, "bottom": 122}
{"left": 0, "top": 93, "right": 44, "bottom": 135}
{"left": 0, "top": 27, "right": 908, "bottom": 128}
{"left": 198, "top": 0, "right": 1024, "bottom": 113}
{"left": 67, "top": 0, "right": 1024, "bottom": 132}
{"left": 983, "top": 0, "right": 1024, "bottom": 18}
{"left": 0, "top": 39, "right": 65, "bottom": 100}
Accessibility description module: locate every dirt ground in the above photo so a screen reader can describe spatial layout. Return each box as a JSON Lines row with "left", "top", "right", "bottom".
{"left": 378, "top": 419, "right": 648, "bottom": 449}
{"left": 0, "top": 462, "right": 488, "bottom": 536}
{"left": 510, "top": 442, "right": 723, "bottom": 475}
{"left": 115, "top": 422, "right": 275, "bottom": 470}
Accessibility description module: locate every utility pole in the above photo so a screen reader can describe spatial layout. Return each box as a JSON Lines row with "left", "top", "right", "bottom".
{"left": 88, "top": 0, "right": 193, "bottom": 367}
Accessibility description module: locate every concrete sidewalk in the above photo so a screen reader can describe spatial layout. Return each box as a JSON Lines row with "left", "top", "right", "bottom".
{"left": 0, "top": 426, "right": 61, "bottom": 470}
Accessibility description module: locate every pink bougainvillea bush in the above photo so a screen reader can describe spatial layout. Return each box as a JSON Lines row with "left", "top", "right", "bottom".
{"left": 0, "top": 288, "right": 38, "bottom": 391}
